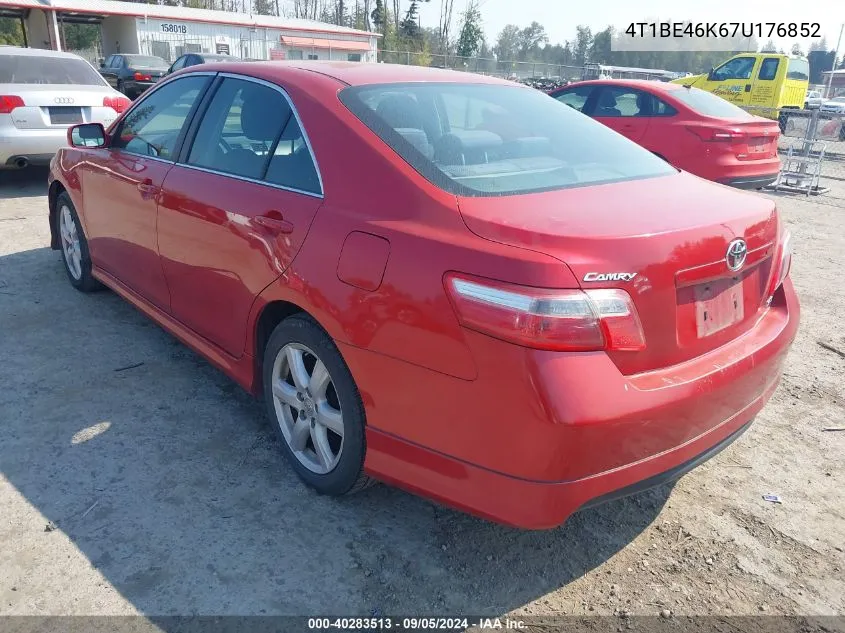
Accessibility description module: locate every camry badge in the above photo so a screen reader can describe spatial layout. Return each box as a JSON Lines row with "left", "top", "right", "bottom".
{"left": 725, "top": 238, "right": 748, "bottom": 271}
{"left": 583, "top": 272, "right": 637, "bottom": 282}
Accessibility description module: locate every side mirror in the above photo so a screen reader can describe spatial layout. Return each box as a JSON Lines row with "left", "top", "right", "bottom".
{"left": 68, "top": 123, "right": 107, "bottom": 149}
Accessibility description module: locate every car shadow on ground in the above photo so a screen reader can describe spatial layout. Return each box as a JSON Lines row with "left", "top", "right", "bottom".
{"left": 0, "top": 246, "right": 671, "bottom": 617}
{"left": 0, "top": 167, "right": 50, "bottom": 199}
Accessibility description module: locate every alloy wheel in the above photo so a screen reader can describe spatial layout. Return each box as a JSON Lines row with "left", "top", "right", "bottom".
{"left": 271, "top": 342, "right": 345, "bottom": 474}
{"left": 59, "top": 204, "right": 82, "bottom": 281}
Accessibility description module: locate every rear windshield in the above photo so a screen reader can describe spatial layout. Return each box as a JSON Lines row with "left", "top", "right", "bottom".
{"left": 672, "top": 87, "right": 754, "bottom": 119}
{"left": 124, "top": 55, "right": 168, "bottom": 68}
{"left": 787, "top": 58, "right": 809, "bottom": 81}
{"left": 0, "top": 55, "right": 107, "bottom": 85}
{"left": 339, "top": 82, "right": 675, "bottom": 196}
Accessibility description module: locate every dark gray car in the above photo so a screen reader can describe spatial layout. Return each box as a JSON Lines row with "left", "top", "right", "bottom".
{"left": 165, "top": 53, "right": 240, "bottom": 75}
{"left": 99, "top": 54, "right": 169, "bottom": 99}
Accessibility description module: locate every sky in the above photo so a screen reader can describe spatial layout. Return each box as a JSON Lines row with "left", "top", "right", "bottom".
{"left": 416, "top": 0, "right": 844, "bottom": 54}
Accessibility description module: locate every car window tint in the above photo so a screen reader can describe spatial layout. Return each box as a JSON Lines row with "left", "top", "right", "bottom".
{"left": 0, "top": 55, "right": 107, "bottom": 86}
{"left": 340, "top": 82, "right": 676, "bottom": 197}
{"left": 672, "top": 87, "right": 755, "bottom": 119}
{"left": 113, "top": 75, "right": 209, "bottom": 159}
{"left": 758, "top": 58, "right": 779, "bottom": 81}
{"left": 652, "top": 97, "right": 677, "bottom": 116}
{"left": 712, "top": 57, "right": 755, "bottom": 81}
{"left": 595, "top": 87, "right": 644, "bottom": 117}
{"left": 103, "top": 55, "right": 114, "bottom": 68}
{"left": 553, "top": 85, "right": 595, "bottom": 112}
{"left": 787, "top": 58, "right": 809, "bottom": 81}
{"left": 187, "top": 77, "right": 291, "bottom": 181}
{"left": 170, "top": 56, "right": 186, "bottom": 72}
{"left": 265, "top": 116, "right": 322, "bottom": 194}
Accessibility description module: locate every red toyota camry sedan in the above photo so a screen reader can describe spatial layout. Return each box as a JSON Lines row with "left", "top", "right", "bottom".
{"left": 549, "top": 80, "right": 781, "bottom": 190}
{"left": 48, "top": 62, "right": 799, "bottom": 529}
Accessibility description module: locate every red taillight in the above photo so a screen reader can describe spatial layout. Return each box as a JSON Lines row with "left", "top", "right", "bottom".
{"left": 445, "top": 274, "right": 646, "bottom": 352}
{"left": 767, "top": 230, "right": 793, "bottom": 298}
{"left": 133, "top": 71, "right": 152, "bottom": 81}
{"left": 0, "top": 95, "right": 25, "bottom": 114}
{"left": 103, "top": 95, "right": 131, "bottom": 113}
{"left": 686, "top": 126, "right": 745, "bottom": 142}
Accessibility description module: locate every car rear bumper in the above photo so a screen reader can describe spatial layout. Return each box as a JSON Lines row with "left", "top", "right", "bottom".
{"left": 124, "top": 80, "right": 158, "bottom": 96}
{"left": 0, "top": 128, "right": 67, "bottom": 168}
{"left": 719, "top": 173, "right": 779, "bottom": 189}
{"left": 349, "top": 279, "right": 799, "bottom": 529}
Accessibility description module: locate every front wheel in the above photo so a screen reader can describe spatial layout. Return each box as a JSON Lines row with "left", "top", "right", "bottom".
{"left": 262, "top": 315, "right": 373, "bottom": 495}
{"left": 56, "top": 192, "right": 101, "bottom": 292}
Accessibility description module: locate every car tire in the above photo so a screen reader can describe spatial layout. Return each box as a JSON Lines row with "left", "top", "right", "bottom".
{"left": 262, "top": 314, "right": 374, "bottom": 496}
{"left": 56, "top": 192, "right": 101, "bottom": 292}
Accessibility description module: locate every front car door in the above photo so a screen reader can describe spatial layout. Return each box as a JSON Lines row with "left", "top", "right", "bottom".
{"left": 80, "top": 74, "right": 212, "bottom": 310}
{"left": 157, "top": 74, "right": 323, "bottom": 357}
{"left": 551, "top": 83, "right": 599, "bottom": 114}
{"left": 700, "top": 55, "right": 759, "bottom": 107}
{"left": 590, "top": 85, "right": 652, "bottom": 143}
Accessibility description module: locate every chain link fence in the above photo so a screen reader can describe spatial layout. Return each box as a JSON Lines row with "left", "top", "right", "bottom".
{"left": 741, "top": 106, "right": 845, "bottom": 205}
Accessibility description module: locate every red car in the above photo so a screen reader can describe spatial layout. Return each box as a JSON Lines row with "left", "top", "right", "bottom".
{"left": 48, "top": 62, "right": 798, "bottom": 529}
{"left": 549, "top": 80, "right": 781, "bottom": 190}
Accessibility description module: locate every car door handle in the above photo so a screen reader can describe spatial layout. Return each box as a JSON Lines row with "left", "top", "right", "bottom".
{"left": 745, "top": 84, "right": 752, "bottom": 92}
{"left": 253, "top": 214, "right": 294, "bottom": 234}
{"left": 137, "top": 178, "right": 159, "bottom": 197}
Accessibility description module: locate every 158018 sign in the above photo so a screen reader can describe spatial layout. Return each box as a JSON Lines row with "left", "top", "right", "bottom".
{"left": 160, "top": 23, "right": 187, "bottom": 34}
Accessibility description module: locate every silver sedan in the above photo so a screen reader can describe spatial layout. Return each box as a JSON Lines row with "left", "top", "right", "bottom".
{"left": 0, "top": 46, "right": 129, "bottom": 170}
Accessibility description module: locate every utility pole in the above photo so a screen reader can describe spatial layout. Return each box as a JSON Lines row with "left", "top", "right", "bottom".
{"left": 826, "top": 23, "right": 844, "bottom": 98}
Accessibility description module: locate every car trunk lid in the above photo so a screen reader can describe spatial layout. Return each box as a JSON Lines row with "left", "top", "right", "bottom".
{"left": 457, "top": 172, "right": 780, "bottom": 375}
{"left": 686, "top": 117, "right": 780, "bottom": 160}
{"left": 4, "top": 84, "right": 117, "bottom": 129}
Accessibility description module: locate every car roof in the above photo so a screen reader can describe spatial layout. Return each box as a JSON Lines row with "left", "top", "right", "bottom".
{"left": 194, "top": 61, "right": 517, "bottom": 87}
{"left": 564, "top": 79, "right": 686, "bottom": 93}
{"left": 0, "top": 46, "right": 87, "bottom": 60}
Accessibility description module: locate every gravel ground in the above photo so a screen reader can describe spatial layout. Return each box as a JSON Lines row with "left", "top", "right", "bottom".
{"left": 0, "top": 167, "right": 843, "bottom": 620}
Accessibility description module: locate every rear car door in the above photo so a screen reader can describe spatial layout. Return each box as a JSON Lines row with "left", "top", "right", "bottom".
{"left": 591, "top": 85, "right": 651, "bottom": 143}
{"left": 749, "top": 57, "right": 780, "bottom": 109}
{"left": 157, "top": 74, "right": 323, "bottom": 357}
{"left": 80, "top": 75, "right": 212, "bottom": 310}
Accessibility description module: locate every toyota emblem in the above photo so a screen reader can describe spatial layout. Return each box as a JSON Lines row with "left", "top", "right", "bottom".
{"left": 725, "top": 238, "right": 748, "bottom": 272}
{"left": 54, "top": 96, "right": 75, "bottom": 104}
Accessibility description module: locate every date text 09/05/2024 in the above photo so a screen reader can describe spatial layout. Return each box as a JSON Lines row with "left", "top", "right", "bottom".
{"left": 624, "top": 22, "right": 821, "bottom": 39}
{"left": 307, "top": 617, "right": 527, "bottom": 630}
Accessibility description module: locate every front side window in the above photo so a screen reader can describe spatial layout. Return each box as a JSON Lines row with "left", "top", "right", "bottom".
{"left": 712, "top": 57, "right": 755, "bottom": 81}
{"left": 340, "top": 82, "right": 675, "bottom": 197}
{"left": 113, "top": 76, "right": 209, "bottom": 159}
{"left": 187, "top": 77, "right": 292, "bottom": 181}
{"left": 758, "top": 58, "right": 779, "bottom": 81}
{"left": 0, "top": 55, "right": 108, "bottom": 86}
{"left": 553, "top": 85, "right": 596, "bottom": 112}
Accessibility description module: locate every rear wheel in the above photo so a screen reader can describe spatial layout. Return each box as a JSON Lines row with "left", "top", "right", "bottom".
{"left": 56, "top": 192, "right": 101, "bottom": 293}
{"left": 262, "top": 315, "right": 373, "bottom": 495}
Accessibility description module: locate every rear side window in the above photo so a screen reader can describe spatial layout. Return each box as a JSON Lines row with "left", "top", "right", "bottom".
{"left": 672, "top": 87, "right": 754, "bottom": 119}
{"left": 787, "top": 58, "right": 809, "bottom": 81}
{"left": 340, "top": 82, "right": 676, "bottom": 197}
{"left": 758, "top": 58, "right": 779, "bottom": 81}
{"left": 0, "top": 55, "right": 107, "bottom": 86}
{"left": 188, "top": 78, "right": 291, "bottom": 180}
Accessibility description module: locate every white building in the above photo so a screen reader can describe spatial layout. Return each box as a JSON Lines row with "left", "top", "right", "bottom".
{"left": 0, "top": 0, "right": 379, "bottom": 63}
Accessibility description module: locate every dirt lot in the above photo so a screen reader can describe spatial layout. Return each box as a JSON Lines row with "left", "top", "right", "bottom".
{"left": 0, "top": 167, "right": 843, "bottom": 621}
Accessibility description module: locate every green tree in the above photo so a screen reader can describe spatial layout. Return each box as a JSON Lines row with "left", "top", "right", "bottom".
{"left": 62, "top": 23, "right": 100, "bottom": 50}
{"left": 493, "top": 24, "right": 520, "bottom": 61}
{"left": 455, "top": 1, "right": 483, "bottom": 58}
{"left": 574, "top": 25, "right": 592, "bottom": 65}
{"left": 588, "top": 26, "right": 612, "bottom": 64}
{"left": 791, "top": 43, "right": 803, "bottom": 57}
{"left": 0, "top": 17, "right": 24, "bottom": 46}
{"left": 760, "top": 39, "right": 777, "bottom": 53}
{"left": 252, "top": 0, "right": 276, "bottom": 15}
{"left": 517, "top": 21, "right": 547, "bottom": 61}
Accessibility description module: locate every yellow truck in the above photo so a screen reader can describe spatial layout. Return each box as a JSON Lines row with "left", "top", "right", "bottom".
{"left": 671, "top": 53, "right": 809, "bottom": 124}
